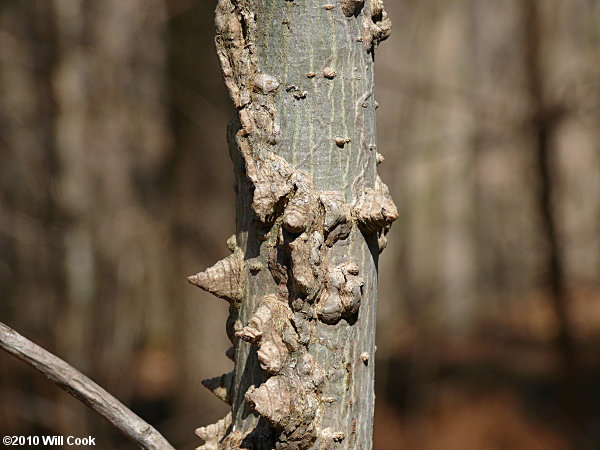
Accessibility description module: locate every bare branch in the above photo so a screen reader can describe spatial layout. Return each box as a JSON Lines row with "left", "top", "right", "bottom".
{"left": 0, "top": 322, "right": 175, "bottom": 450}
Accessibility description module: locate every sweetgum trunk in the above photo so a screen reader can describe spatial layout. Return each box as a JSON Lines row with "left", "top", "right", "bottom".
{"left": 190, "top": 1, "right": 396, "bottom": 448}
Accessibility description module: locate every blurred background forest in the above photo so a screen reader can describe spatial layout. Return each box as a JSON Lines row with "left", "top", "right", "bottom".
{"left": 1, "top": 0, "right": 599, "bottom": 449}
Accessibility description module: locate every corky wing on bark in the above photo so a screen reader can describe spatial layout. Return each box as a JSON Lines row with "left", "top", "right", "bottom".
{"left": 189, "top": 0, "right": 395, "bottom": 448}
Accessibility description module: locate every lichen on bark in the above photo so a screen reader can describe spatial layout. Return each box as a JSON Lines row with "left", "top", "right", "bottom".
{"left": 190, "top": 0, "right": 395, "bottom": 448}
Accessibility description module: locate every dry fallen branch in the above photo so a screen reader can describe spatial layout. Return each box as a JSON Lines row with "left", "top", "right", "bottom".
{"left": 0, "top": 322, "right": 175, "bottom": 450}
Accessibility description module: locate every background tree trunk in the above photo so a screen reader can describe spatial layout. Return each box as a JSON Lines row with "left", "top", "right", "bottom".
{"left": 522, "top": 0, "right": 582, "bottom": 441}
{"left": 190, "top": 0, "right": 396, "bottom": 448}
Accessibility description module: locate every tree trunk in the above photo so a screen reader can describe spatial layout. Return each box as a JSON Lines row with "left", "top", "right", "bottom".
{"left": 522, "top": 0, "right": 582, "bottom": 440}
{"left": 189, "top": 0, "right": 396, "bottom": 448}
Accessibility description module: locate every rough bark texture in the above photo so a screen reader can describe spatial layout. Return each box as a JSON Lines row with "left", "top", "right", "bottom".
{"left": 190, "top": 0, "right": 395, "bottom": 448}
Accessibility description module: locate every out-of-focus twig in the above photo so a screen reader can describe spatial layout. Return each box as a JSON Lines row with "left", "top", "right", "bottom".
{"left": 0, "top": 322, "right": 175, "bottom": 450}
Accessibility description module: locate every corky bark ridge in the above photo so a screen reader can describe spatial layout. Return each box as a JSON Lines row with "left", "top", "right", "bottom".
{"left": 190, "top": 0, "right": 396, "bottom": 448}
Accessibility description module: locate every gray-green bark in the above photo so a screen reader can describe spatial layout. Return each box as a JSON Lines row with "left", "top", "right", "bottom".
{"left": 190, "top": 1, "right": 395, "bottom": 448}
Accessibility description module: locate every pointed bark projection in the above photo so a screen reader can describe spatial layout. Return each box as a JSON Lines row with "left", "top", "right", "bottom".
{"left": 194, "top": 0, "right": 396, "bottom": 448}
{"left": 201, "top": 371, "right": 235, "bottom": 405}
{"left": 237, "top": 294, "right": 300, "bottom": 374}
{"left": 195, "top": 412, "right": 233, "bottom": 450}
{"left": 353, "top": 175, "right": 399, "bottom": 235}
{"left": 245, "top": 374, "right": 320, "bottom": 448}
{"left": 188, "top": 251, "right": 245, "bottom": 304}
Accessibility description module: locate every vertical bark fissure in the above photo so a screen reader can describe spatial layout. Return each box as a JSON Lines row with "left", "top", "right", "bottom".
{"left": 190, "top": 1, "right": 395, "bottom": 448}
